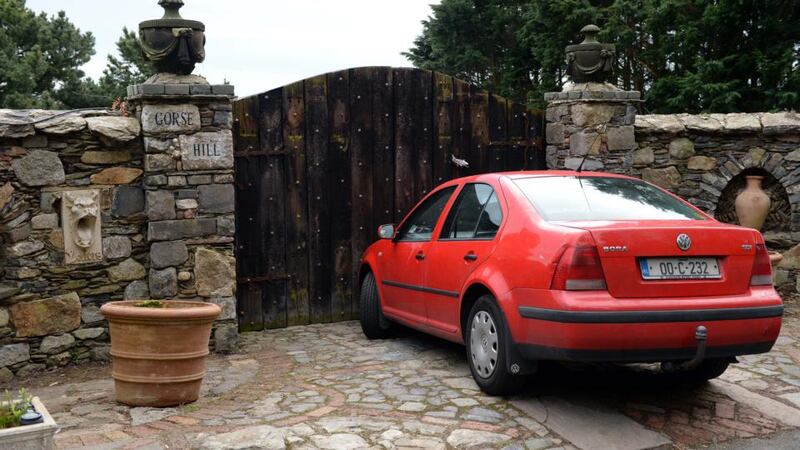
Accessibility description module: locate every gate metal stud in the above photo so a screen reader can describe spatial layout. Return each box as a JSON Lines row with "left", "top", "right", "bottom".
{"left": 316, "top": 196, "right": 320, "bottom": 200}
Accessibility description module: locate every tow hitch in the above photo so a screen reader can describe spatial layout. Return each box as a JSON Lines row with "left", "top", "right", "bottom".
{"left": 662, "top": 325, "right": 707, "bottom": 372}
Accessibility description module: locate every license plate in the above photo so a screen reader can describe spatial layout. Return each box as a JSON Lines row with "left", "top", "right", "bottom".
{"left": 639, "top": 257, "right": 721, "bottom": 280}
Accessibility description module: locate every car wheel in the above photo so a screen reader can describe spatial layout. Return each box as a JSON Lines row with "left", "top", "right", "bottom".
{"left": 466, "top": 295, "right": 526, "bottom": 396}
{"left": 359, "top": 272, "right": 392, "bottom": 339}
{"left": 683, "top": 358, "right": 730, "bottom": 382}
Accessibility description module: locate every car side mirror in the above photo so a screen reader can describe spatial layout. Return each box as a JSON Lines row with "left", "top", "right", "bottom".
{"left": 378, "top": 224, "right": 396, "bottom": 240}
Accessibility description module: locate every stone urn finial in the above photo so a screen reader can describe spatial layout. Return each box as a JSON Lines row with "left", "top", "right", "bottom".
{"left": 139, "top": 0, "right": 206, "bottom": 75}
{"left": 566, "top": 24, "right": 615, "bottom": 83}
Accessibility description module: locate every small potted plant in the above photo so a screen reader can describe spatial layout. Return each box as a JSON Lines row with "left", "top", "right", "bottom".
{"left": 0, "top": 389, "right": 57, "bottom": 450}
{"left": 101, "top": 300, "right": 221, "bottom": 407}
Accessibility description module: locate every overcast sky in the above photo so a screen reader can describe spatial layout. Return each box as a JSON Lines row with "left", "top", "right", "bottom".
{"left": 26, "top": 0, "right": 439, "bottom": 97}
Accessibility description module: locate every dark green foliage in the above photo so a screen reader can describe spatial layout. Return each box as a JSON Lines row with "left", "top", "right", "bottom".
{"left": 407, "top": 0, "right": 800, "bottom": 113}
{"left": 98, "top": 27, "right": 156, "bottom": 102}
{"left": 0, "top": 0, "right": 95, "bottom": 108}
{"left": 0, "top": 1, "right": 155, "bottom": 109}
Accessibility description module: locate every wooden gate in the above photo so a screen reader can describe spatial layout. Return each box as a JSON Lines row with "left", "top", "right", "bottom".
{"left": 233, "top": 67, "right": 544, "bottom": 331}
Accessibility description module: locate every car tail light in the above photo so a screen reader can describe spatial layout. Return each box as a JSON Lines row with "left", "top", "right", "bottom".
{"left": 551, "top": 245, "right": 607, "bottom": 291}
{"left": 750, "top": 243, "right": 773, "bottom": 286}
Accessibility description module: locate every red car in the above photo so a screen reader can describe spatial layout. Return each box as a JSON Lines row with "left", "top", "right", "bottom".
{"left": 358, "top": 171, "right": 783, "bottom": 395}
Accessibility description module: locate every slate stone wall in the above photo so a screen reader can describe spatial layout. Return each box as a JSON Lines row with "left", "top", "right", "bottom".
{"left": 0, "top": 76, "right": 239, "bottom": 382}
{"left": 127, "top": 74, "right": 238, "bottom": 354}
{"left": 0, "top": 110, "right": 145, "bottom": 381}
{"left": 544, "top": 90, "right": 800, "bottom": 294}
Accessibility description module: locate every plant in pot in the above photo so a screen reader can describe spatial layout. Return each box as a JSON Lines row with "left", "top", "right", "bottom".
{"left": 0, "top": 389, "right": 58, "bottom": 450}
{"left": 101, "top": 300, "right": 221, "bottom": 407}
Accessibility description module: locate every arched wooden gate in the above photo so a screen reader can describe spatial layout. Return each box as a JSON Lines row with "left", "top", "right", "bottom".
{"left": 233, "top": 67, "right": 544, "bottom": 331}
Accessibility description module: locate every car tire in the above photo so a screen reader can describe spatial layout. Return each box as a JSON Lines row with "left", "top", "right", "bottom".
{"left": 683, "top": 358, "right": 730, "bottom": 382}
{"left": 466, "top": 295, "right": 526, "bottom": 396}
{"left": 359, "top": 272, "right": 392, "bottom": 339}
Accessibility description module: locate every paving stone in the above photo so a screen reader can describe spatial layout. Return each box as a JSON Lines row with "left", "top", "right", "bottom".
{"left": 195, "top": 425, "right": 287, "bottom": 450}
{"left": 447, "top": 429, "right": 511, "bottom": 447}
{"left": 512, "top": 398, "right": 671, "bottom": 450}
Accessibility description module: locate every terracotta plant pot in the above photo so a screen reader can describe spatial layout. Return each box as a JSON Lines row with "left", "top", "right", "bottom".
{"left": 735, "top": 175, "right": 771, "bottom": 230}
{"left": 100, "top": 301, "right": 221, "bottom": 407}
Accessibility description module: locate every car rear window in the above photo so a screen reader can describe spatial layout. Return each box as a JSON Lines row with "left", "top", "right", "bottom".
{"left": 513, "top": 176, "right": 706, "bottom": 221}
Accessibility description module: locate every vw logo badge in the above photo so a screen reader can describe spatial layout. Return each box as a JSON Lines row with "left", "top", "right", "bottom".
{"left": 676, "top": 234, "right": 691, "bottom": 251}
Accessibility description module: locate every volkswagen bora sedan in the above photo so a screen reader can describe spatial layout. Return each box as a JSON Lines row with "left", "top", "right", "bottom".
{"left": 357, "top": 171, "right": 783, "bottom": 395}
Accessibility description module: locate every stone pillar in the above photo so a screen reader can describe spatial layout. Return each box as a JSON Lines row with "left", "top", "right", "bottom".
{"left": 127, "top": 73, "right": 238, "bottom": 352}
{"left": 544, "top": 84, "right": 640, "bottom": 172}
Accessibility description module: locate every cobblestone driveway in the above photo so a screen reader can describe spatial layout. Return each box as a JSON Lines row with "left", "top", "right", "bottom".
{"left": 18, "top": 301, "right": 800, "bottom": 449}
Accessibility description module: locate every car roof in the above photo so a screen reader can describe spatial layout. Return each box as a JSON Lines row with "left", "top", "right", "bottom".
{"left": 438, "top": 170, "right": 636, "bottom": 187}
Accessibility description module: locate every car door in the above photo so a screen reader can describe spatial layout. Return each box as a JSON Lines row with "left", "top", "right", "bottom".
{"left": 379, "top": 186, "right": 456, "bottom": 324}
{"left": 423, "top": 183, "right": 504, "bottom": 335}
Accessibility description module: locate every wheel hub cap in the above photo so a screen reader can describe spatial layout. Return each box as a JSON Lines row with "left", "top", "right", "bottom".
{"left": 470, "top": 311, "right": 498, "bottom": 379}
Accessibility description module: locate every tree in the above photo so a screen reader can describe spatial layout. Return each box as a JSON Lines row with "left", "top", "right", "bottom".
{"left": 98, "top": 27, "right": 156, "bottom": 102}
{"left": 0, "top": 0, "right": 95, "bottom": 109}
{"left": 407, "top": 0, "right": 800, "bottom": 113}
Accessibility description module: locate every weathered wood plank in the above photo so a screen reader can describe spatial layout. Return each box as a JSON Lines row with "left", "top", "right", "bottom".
{"left": 350, "top": 68, "right": 374, "bottom": 318}
{"left": 507, "top": 102, "right": 527, "bottom": 170}
{"left": 488, "top": 94, "right": 508, "bottom": 172}
{"left": 327, "top": 70, "right": 352, "bottom": 322}
{"left": 232, "top": 95, "right": 262, "bottom": 331}
{"left": 394, "top": 68, "right": 415, "bottom": 221}
{"left": 470, "top": 85, "right": 490, "bottom": 174}
{"left": 413, "top": 70, "right": 434, "bottom": 198}
{"left": 527, "top": 109, "right": 546, "bottom": 169}
{"left": 433, "top": 72, "right": 454, "bottom": 185}
{"left": 371, "top": 67, "right": 394, "bottom": 231}
{"left": 258, "top": 89, "right": 288, "bottom": 329}
{"left": 283, "top": 81, "right": 310, "bottom": 326}
{"left": 305, "top": 75, "right": 332, "bottom": 324}
{"left": 451, "top": 78, "right": 471, "bottom": 179}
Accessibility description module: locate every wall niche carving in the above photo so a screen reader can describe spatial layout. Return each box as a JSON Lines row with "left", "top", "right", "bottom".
{"left": 715, "top": 168, "right": 791, "bottom": 233}
{"left": 62, "top": 189, "right": 103, "bottom": 264}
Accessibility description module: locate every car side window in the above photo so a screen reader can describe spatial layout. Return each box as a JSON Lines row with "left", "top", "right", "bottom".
{"left": 395, "top": 187, "right": 456, "bottom": 242}
{"left": 441, "top": 184, "right": 502, "bottom": 240}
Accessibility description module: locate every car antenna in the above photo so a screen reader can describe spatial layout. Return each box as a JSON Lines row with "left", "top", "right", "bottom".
{"left": 576, "top": 132, "right": 603, "bottom": 173}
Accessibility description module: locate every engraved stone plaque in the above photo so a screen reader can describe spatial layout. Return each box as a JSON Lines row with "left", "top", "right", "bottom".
{"left": 141, "top": 104, "right": 201, "bottom": 134}
{"left": 62, "top": 189, "right": 103, "bottom": 264}
{"left": 179, "top": 131, "right": 234, "bottom": 170}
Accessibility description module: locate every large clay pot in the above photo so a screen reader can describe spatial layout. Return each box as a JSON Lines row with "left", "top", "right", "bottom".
{"left": 100, "top": 301, "right": 221, "bottom": 407}
{"left": 735, "top": 175, "right": 771, "bottom": 230}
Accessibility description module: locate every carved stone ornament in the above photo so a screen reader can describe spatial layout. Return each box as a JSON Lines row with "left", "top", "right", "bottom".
{"left": 139, "top": 0, "right": 206, "bottom": 75}
{"left": 566, "top": 24, "right": 615, "bottom": 84}
{"left": 62, "top": 189, "right": 103, "bottom": 264}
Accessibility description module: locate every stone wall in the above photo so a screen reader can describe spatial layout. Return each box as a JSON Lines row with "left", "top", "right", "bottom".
{"left": 127, "top": 73, "right": 238, "bottom": 353}
{"left": 0, "top": 110, "right": 144, "bottom": 381}
{"left": 0, "top": 75, "right": 239, "bottom": 383}
{"left": 632, "top": 112, "right": 800, "bottom": 293}
{"left": 545, "top": 103, "right": 800, "bottom": 294}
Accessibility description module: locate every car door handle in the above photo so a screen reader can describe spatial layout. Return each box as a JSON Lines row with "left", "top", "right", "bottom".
{"left": 415, "top": 252, "right": 425, "bottom": 261}
{"left": 464, "top": 253, "right": 478, "bottom": 262}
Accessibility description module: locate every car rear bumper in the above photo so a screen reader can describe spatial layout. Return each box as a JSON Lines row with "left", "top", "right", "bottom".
{"left": 503, "top": 287, "right": 783, "bottom": 363}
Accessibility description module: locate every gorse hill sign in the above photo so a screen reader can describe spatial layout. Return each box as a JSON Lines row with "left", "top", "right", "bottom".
{"left": 141, "top": 104, "right": 201, "bottom": 133}
{"left": 179, "top": 131, "right": 233, "bottom": 170}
